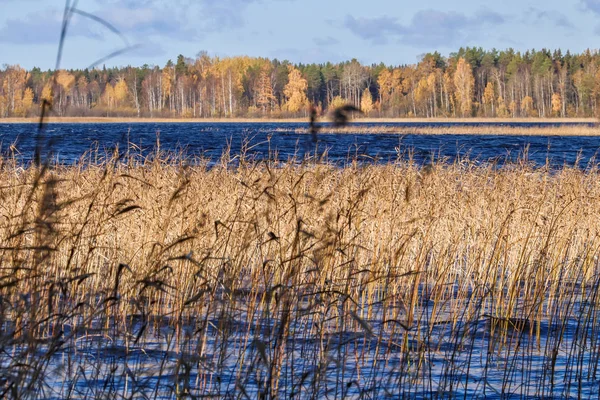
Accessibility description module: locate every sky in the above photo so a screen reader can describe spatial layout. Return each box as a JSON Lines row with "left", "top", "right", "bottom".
{"left": 0, "top": 0, "right": 599, "bottom": 70}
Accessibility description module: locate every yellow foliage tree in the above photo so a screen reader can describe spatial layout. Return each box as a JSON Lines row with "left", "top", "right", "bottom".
{"left": 328, "top": 95, "right": 346, "bottom": 112}
{"left": 521, "top": 95, "right": 534, "bottom": 116}
{"left": 391, "top": 69, "right": 403, "bottom": 94}
{"left": 0, "top": 95, "right": 7, "bottom": 118}
{"left": 114, "top": 78, "right": 128, "bottom": 108}
{"left": 41, "top": 83, "right": 53, "bottom": 105}
{"left": 360, "top": 87, "right": 374, "bottom": 115}
{"left": 215, "top": 56, "right": 250, "bottom": 116}
{"left": 76, "top": 76, "right": 89, "bottom": 107}
{"left": 496, "top": 96, "right": 508, "bottom": 117}
{"left": 161, "top": 67, "right": 173, "bottom": 109}
{"left": 255, "top": 65, "right": 275, "bottom": 113}
{"left": 443, "top": 70, "right": 455, "bottom": 115}
{"left": 509, "top": 100, "right": 517, "bottom": 117}
{"left": 103, "top": 83, "right": 115, "bottom": 109}
{"left": 22, "top": 87, "right": 34, "bottom": 110}
{"left": 55, "top": 70, "right": 75, "bottom": 115}
{"left": 453, "top": 58, "right": 474, "bottom": 117}
{"left": 551, "top": 93, "right": 561, "bottom": 116}
{"left": 56, "top": 70, "right": 75, "bottom": 92}
{"left": 427, "top": 73, "right": 436, "bottom": 90}
{"left": 283, "top": 66, "right": 308, "bottom": 113}
{"left": 377, "top": 69, "right": 393, "bottom": 110}
{"left": 427, "top": 72, "right": 437, "bottom": 116}
{"left": 14, "top": 87, "right": 34, "bottom": 117}
{"left": 483, "top": 82, "right": 495, "bottom": 116}
{"left": 2, "top": 65, "right": 28, "bottom": 116}
{"left": 414, "top": 78, "right": 430, "bottom": 109}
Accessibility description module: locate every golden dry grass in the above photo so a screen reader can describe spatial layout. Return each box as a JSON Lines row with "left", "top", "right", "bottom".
{"left": 0, "top": 116, "right": 596, "bottom": 126}
{"left": 2, "top": 154, "right": 599, "bottom": 330}
{"left": 294, "top": 124, "right": 600, "bottom": 136}
{"left": 2, "top": 152, "right": 600, "bottom": 397}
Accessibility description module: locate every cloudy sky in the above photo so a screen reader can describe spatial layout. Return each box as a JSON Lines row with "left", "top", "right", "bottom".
{"left": 0, "top": 0, "right": 598, "bottom": 69}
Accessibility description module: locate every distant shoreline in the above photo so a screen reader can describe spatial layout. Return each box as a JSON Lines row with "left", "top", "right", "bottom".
{"left": 0, "top": 117, "right": 596, "bottom": 124}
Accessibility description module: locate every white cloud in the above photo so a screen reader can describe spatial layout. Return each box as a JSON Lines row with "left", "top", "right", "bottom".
{"left": 525, "top": 7, "right": 574, "bottom": 30}
{"left": 0, "top": 8, "right": 101, "bottom": 44}
{"left": 344, "top": 8, "right": 506, "bottom": 47}
{"left": 581, "top": 0, "right": 600, "bottom": 14}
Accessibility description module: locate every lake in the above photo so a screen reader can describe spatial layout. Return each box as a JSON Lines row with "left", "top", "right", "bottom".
{"left": 1, "top": 121, "right": 600, "bottom": 168}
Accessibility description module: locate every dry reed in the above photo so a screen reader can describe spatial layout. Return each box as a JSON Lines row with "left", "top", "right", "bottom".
{"left": 1, "top": 148, "right": 600, "bottom": 398}
{"left": 293, "top": 124, "right": 600, "bottom": 136}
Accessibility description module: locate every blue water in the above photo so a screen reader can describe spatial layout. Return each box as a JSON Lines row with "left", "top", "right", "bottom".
{"left": 1, "top": 122, "right": 599, "bottom": 168}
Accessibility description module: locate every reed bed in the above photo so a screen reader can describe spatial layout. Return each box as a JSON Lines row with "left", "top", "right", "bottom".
{"left": 293, "top": 124, "right": 600, "bottom": 136}
{"left": 1, "top": 149, "right": 600, "bottom": 398}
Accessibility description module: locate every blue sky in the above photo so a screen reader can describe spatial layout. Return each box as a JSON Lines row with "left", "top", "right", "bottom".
{"left": 0, "top": 0, "right": 598, "bottom": 69}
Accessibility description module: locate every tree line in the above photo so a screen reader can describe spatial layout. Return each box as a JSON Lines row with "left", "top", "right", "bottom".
{"left": 1, "top": 47, "right": 600, "bottom": 119}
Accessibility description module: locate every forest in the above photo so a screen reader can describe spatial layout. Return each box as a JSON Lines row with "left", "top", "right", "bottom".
{"left": 1, "top": 47, "right": 599, "bottom": 119}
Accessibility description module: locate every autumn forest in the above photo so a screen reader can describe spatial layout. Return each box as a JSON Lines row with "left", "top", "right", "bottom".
{"left": 1, "top": 47, "right": 599, "bottom": 119}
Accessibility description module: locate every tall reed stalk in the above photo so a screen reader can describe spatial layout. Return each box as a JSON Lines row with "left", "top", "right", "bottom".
{"left": 1, "top": 148, "right": 599, "bottom": 398}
